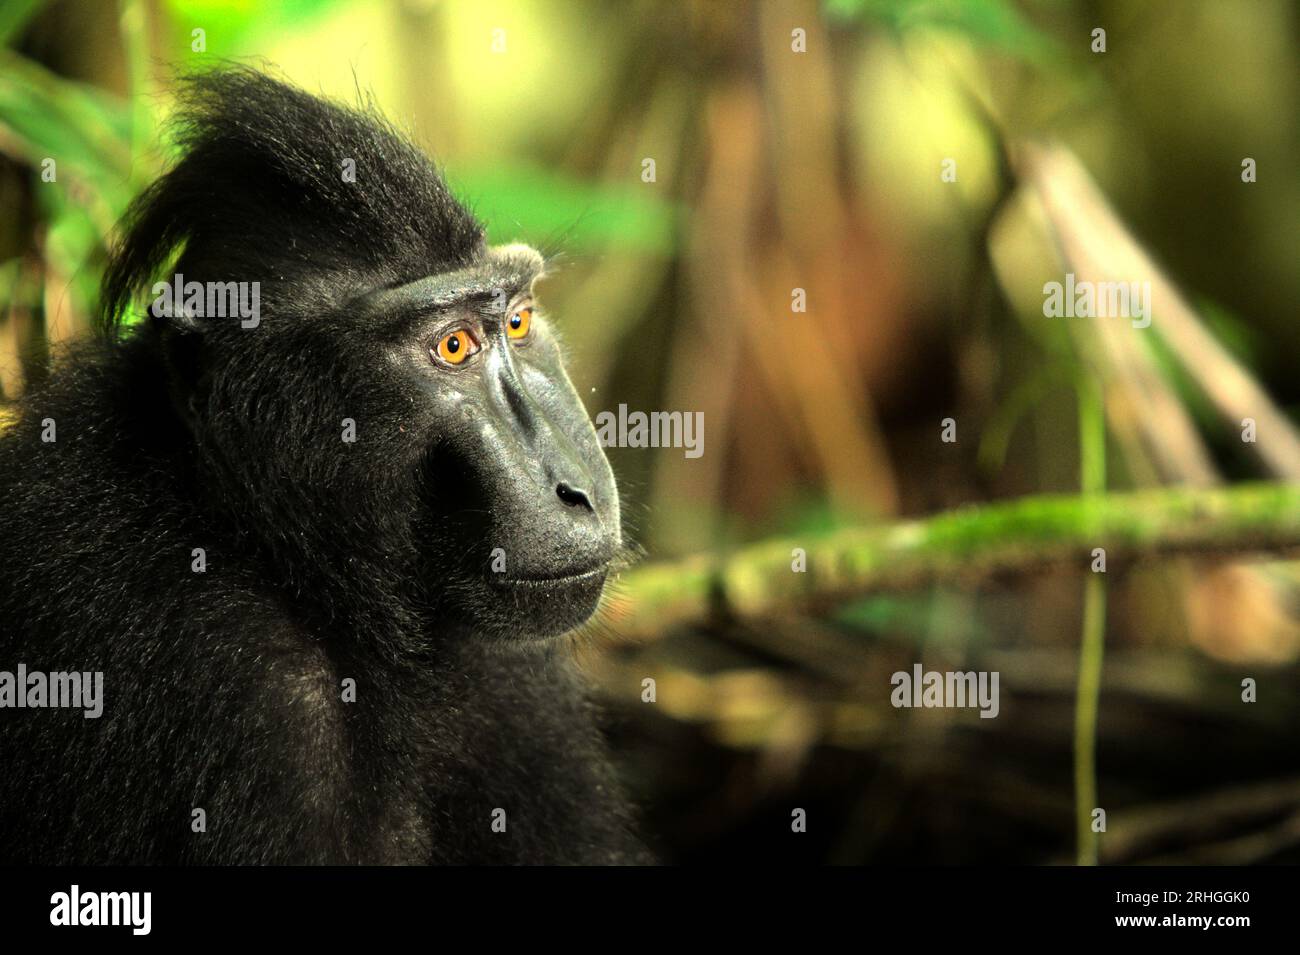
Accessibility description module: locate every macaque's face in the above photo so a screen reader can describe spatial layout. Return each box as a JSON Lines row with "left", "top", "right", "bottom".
{"left": 372, "top": 246, "right": 621, "bottom": 640}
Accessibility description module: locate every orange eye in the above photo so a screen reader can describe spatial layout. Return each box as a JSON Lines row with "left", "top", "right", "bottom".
{"left": 433, "top": 329, "right": 478, "bottom": 366}
{"left": 507, "top": 306, "right": 532, "bottom": 340}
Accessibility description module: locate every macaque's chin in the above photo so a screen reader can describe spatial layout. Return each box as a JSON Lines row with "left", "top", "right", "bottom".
{"left": 484, "top": 566, "right": 610, "bottom": 640}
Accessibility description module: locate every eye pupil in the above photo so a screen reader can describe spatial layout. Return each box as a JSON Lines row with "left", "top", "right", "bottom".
{"left": 510, "top": 315, "right": 521, "bottom": 329}
{"left": 447, "top": 335, "right": 460, "bottom": 353}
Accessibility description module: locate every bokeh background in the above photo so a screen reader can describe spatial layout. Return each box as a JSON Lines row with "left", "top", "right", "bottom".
{"left": 2, "top": 0, "right": 1299, "bottom": 864}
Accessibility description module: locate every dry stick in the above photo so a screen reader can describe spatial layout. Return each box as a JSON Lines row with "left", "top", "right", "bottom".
{"left": 647, "top": 82, "right": 753, "bottom": 554}
{"left": 1144, "top": 811, "right": 1300, "bottom": 866}
{"left": 1018, "top": 144, "right": 1300, "bottom": 479}
{"left": 603, "top": 481, "right": 1300, "bottom": 643}
{"left": 1021, "top": 144, "right": 1220, "bottom": 486}
{"left": 755, "top": 3, "right": 898, "bottom": 517}
{"left": 1101, "top": 777, "right": 1300, "bottom": 864}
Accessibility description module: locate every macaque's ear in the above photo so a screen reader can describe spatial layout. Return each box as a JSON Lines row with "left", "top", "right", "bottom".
{"left": 145, "top": 284, "right": 208, "bottom": 425}
{"left": 148, "top": 296, "right": 204, "bottom": 334}
{"left": 155, "top": 312, "right": 209, "bottom": 428}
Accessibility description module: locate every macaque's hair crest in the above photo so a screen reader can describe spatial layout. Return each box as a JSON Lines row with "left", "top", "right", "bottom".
{"left": 101, "top": 67, "right": 486, "bottom": 334}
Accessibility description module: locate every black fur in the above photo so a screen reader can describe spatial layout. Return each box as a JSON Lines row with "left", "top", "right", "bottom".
{"left": 0, "top": 69, "right": 646, "bottom": 864}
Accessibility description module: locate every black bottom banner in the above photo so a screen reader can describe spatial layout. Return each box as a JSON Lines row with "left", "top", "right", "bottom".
{"left": 0, "top": 863, "right": 1285, "bottom": 941}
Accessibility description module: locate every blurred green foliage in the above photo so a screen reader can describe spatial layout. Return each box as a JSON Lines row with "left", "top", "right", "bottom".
{"left": 826, "top": 0, "right": 1063, "bottom": 63}
{"left": 0, "top": 0, "right": 677, "bottom": 335}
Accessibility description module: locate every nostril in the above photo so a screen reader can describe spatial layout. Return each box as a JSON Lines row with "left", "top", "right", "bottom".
{"left": 556, "top": 482, "right": 594, "bottom": 512}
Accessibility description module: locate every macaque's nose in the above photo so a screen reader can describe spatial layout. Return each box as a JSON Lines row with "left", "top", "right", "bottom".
{"left": 555, "top": 481, "right": 594, "bottom": 513}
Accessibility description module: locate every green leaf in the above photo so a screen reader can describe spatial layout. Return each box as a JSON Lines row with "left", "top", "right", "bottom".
{"left": 164, "top": 0, "right": 350, "bottom": 55}
{"left": 39, "top": 181, "right": 106, "bottom": 323}
{"left": 825, "top": 0, "right": 1061, "bottom": 65}
{"left": 451, "top": 164, "right": 679, "bottom": 255}
{"left": 0, "top": 0, "right": 45, "bottom": 47}
{"left": 0, "top": 50, "right": 134, "bottom": 198}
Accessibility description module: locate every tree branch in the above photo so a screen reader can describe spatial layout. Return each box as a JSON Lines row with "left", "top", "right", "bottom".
{"left": 604, "top": 482, "right": 1300, "bottom": 642}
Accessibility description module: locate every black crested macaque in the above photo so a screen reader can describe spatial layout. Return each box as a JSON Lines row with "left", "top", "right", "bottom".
{"left": 0, "top": 69, "right": 648, "bottom": 864}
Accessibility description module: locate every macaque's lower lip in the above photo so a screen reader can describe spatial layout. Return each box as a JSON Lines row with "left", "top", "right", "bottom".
{"left": 491, "top": 565, "right": 609, "bottom": 588}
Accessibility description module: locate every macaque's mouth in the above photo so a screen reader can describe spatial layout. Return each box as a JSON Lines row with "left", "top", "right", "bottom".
{"left": 490, "top": 564, "right": 610, "bottom": 588}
